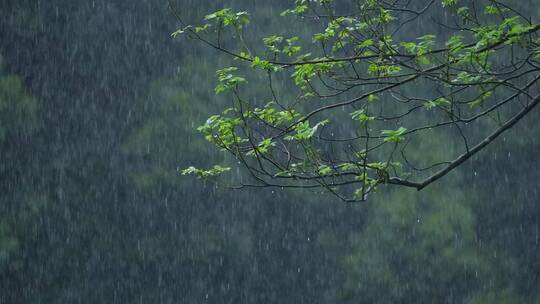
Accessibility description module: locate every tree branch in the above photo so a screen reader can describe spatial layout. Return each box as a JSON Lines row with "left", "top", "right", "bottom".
{"left": 390, "top": 93, "right": 540, "bottom": 190}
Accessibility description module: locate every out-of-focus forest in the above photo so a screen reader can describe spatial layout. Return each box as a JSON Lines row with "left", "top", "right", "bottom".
{"left": 0, "top": 0, "right": 539, "bottom": 303}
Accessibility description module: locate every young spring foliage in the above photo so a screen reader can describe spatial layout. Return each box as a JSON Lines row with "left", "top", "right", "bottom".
{"left": 174, "top": 0, "right": 540, "bottom": 202}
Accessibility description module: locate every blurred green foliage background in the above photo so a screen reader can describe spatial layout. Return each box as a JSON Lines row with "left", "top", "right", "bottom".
{"left": 0, "top": 1, "right": 539, "bottom": 303}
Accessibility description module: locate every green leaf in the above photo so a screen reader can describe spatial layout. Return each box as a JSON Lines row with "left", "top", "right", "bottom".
{"left": 441, "top": 0, "right": 457, "bottom": 7}
{"left": 281, "top": 4, "right": 308, "bottom": 16}
{"left": 263, "top": 35, "right": 284, "bottom": 53}
{"left": 204, "top": 8, "right": 250, "bottom": 29}
{"left": 246, "top": 138, "right": 275, "bottom": 156}
{"left": 424, "top": 97, "right": 451, "bottom": 109}
{"left": 453, "top": 71, "right": 481, "bottom": 84}
{"left": 367, "top": 94, "right": 379, "bottom": 103}
{"left": 469, "top": 91, "right": 493, "bottom": 108}
{"left": 378, "top": 8, "right": 395, "bottom": 24}
{"left": 171, "top": 28, "right": 188, "bottom": 38}
{"left": 215, "top": 67, "right": 247, "bottom": 93}
{"left": 446, "top": 35, "right": 464, "bottom": 53}
{"left": 251, "top": 57, "right": 282, "bottom": 72}
{"left": 382, "top": 127, "right": 407, "bottom": 143}
{"left": 287, "top": 119, "right": 330, "bottom": 141}
{"left": 195, "top": 24, "right": 211, "bottom": 33}
{"left": 318, "top": 165, "right": 333, "bottom": 176}
{"left": 359, "top": 39, "right": 374, "bottom": 49}
{"left": 180, "top": 165, "right": 231, "bottom": 178}
{"left": 350, "top": 109, "right": 374, "bottom": 123}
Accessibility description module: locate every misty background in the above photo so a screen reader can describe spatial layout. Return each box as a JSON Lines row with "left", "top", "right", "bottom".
{"left": 0, "top": 0, "right": 539, "bottom": 303}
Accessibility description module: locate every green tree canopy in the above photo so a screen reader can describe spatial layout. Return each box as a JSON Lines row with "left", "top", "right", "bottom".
{"left": 175, "top": 0, "right": 540, "bottom": 202}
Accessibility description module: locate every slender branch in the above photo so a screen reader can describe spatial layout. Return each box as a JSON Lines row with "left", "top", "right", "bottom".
{"left": 389, "top": 93, "right": 540, "bottom": 190}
